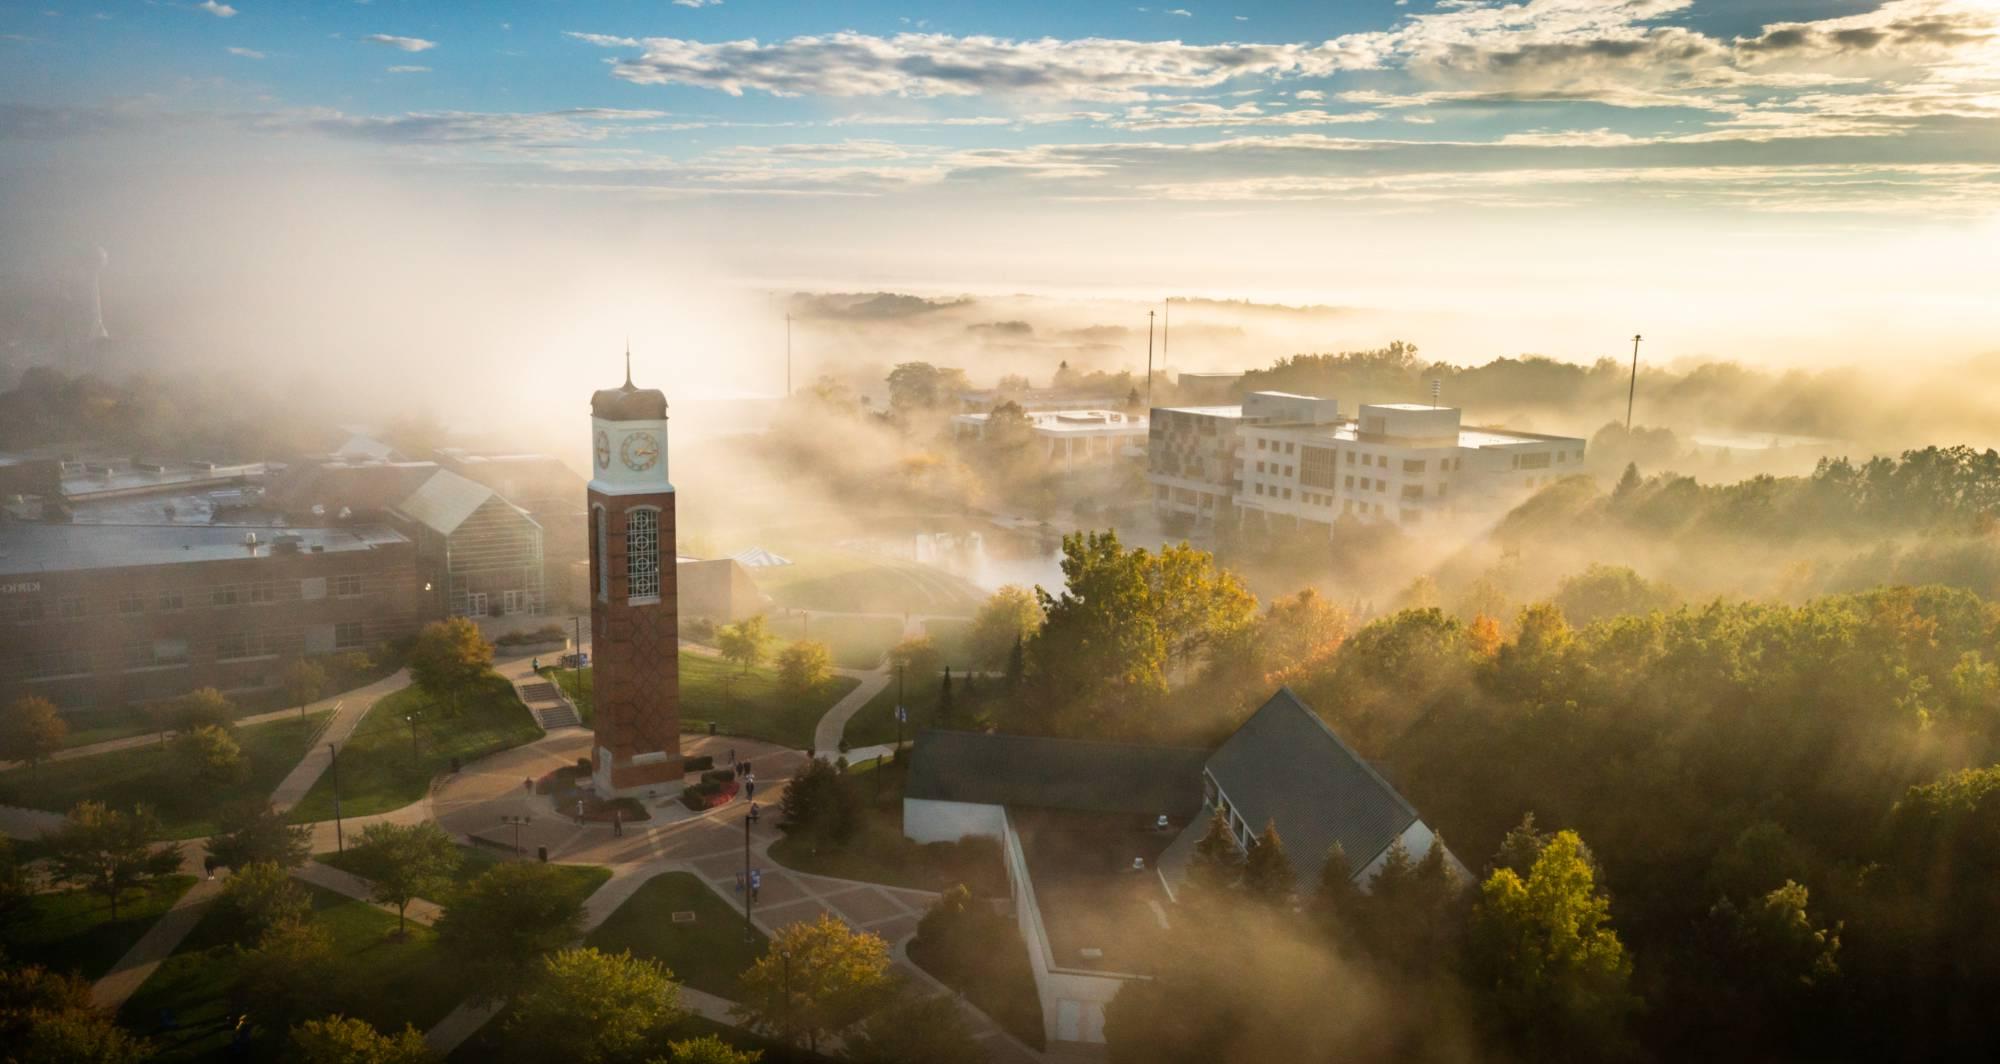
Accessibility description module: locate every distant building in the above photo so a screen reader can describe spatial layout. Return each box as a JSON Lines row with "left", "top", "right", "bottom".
{"left": 1148, "top": 392, "right": 1585, "bottom": 533}
{"left": 268, "top": 460, "right": 546, "bottom": 618}
{"left": 0, "top": 523, "right": 429, "bottom": 710}
{"left": 903, "top": 688, "right": 1462, "bottom": 1049}
{"left": 1172, "top": 371, "right": 1244, "bottom": 403}
{"left": 951, "top": 408, "right": 1149, "bottom": 472}
{"left": 956, "top": 389, "right": 1122, "bottom": 413}
{"left": 435, "top": 450, "right": 586, "bottom": 613}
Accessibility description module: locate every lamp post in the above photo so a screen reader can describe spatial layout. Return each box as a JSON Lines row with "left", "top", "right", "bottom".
{"left": 502, "top": 814, "right": 531, "bottom": 856}
{"left": 895, "top": 660, "right": 905, "bottom": 753}
{"left": 743, "top": 802, "right": 760, "bottom": 943}
{"left": 404, "top": 713, "right": 419, "bottom": 759}
{"left": 329, "top": 742, "right": 344, "bottom": 853}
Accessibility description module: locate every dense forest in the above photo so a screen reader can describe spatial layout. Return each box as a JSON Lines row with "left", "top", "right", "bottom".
{"left": 967, "top": 526, "right": 2000, "bottom": 1061}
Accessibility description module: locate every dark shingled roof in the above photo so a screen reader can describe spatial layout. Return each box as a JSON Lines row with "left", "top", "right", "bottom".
{"left": 906, "top": 730, "right": 1208, "bottom": 819}
{"left": 591, "top": 380, "right": 668, "bottom": 421}
{"left": 1204, "top": 687, "right": 1421, "bottom": 890}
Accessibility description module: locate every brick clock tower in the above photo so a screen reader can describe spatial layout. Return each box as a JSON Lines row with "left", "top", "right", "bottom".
{"left": 587, "top": 362, "right": 683, "bottom": 797}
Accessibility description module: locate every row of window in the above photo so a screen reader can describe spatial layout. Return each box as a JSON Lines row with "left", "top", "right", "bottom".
{"left": 1254, "top": 437, "right": 1297, "bottom": 455}
{"left": 10, "top": 574, "right": 370, "bottom": 624}
{"left": 16, "top": 624, "right": 369, "bottom": 681}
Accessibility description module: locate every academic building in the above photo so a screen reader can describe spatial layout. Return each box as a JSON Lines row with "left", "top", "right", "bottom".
{"left": 0, "top": 523, "right": 431, "bottom": 710}
{"left": 1148, "top": 391, "right": 1586, "bottom": 534}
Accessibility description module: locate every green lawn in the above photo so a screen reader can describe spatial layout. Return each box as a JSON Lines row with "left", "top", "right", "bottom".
{"left": 1, "top": 875, "right": 196, "bottom": 980}
{"left": 0, "top": 714, "right": 327, "bottom": 839}
{"left": 584, "top": 872, "right": 767, "bottom": 998}
{"left": 121, "top": 884, "right": 467, "bottom": 1061}
{"left": 317, "top": 845, "right": 611, "bottom": 910}
{"left": 288, "top": 674, "right": 541, "bottom": 823}
{"left": 751, "top": 548, "right": 988, "bottom": 615}
{"left": 767, "top": 760, "right": 1005, "bottom": 897}
{"left": 554, "top": 653, "right": 858, "bottom": 750}
{"left": 56, "top": 658, "right": 404, "bottom": 750}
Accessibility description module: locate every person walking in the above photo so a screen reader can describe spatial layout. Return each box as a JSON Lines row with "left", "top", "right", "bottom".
{"left": 575, "top": 798, "right": 585, "bottom": 825}
{"left": 612, "top": 808, "right": 623, "bottom": 837}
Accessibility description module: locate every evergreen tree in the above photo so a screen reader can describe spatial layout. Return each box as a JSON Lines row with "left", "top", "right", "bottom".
{"left": 1187, "top": 811, "right": 1242, "bottom": 893}
{"left": 937, "top": 666, "right": 954, "bottom": 728}
{"left": 1311, "top": 842, "right": 1361, "bottom": 937}
{"left": 1005, "top": 634, "right": 1025, "bottom": 692}
{"left": 1241, "top": 820, "right": 1294, "bottom": 905}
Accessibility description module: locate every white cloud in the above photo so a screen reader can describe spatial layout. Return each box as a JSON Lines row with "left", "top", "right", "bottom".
{"left": 1294, "top": 89, "right": 1324, "bottom": 100}
{"left": 226, "top": 46, "right": 265, "bottom": 59}
{"left": 573, "top": 30, "right": 1384, "bottom": 101}
{"left": 673, "top": 0, "right": 724, "bottom": 7}
{"left": 1168, "top": 8, "right": 1192, "bottom": 16}
{"left": 1114, "top": 101, "right": 1381, "bottom": 129}
{"left": 363, "top": 33, "right": 437, "bottom": 53}
{"left": 195, "top": 1, "right": 237, "bottom": 18}
{"left": 387, "top": 65, "right": 430, "bottom": 73}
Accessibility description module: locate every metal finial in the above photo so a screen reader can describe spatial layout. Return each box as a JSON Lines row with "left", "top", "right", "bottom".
{"left": 624, "top": 338, "right": 632, "bottom": 388}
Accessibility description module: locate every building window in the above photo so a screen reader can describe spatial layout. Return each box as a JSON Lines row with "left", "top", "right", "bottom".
{"left": 1403, "top": 484, "right": 1425, "bottom": 500}
{"left": 1519, "top": 452, "right": 1552, "bottom": 470}
{"left": 248, "top": 582, "right": 277, "bottom": 604}
{"left": 1256, "top": 461, "right": 1265, "bottom": 473}
{"left": 334, "top": 574, "right": 364, "bottom": 598}
{"left": 216, "top": 632, "right": 251, "bottom": 660}
{"left": 1404, "top": 459, "right": 1426, "bottom": 474}
{"left": 158, "top": 590, "right": 184, "bottom": 612}
{"left": 1254, "top": 483, "right": 1265, "bottom": 496}
{"left": 124, "top": 638, "right": 189, "bottom": 670}
{"left": 1344, "top": 475, "right": 1355, "bottom": 489}
{"left": 626, "top": 507, "right": 661, "bottom": 600}
{"left": 1346, "top": 451, "right": 1355, "bottom": 465}
{"left": 212, "top": 585, "right": 240, "bottom": 607}
{"left": 1257, "top": 438, "right": 1267, "bottom": 450}
{"left": 334, "top": 622, "right": 366, "bottom": 650}
{"left": 118, "top": 592, "right": 145, "bottom": 615}
{"left": 1285, "top": 442, "right": 1295, "bottom": 454}
{"left": 592, "top": 505, "right": 608, "bottom": 602}
{"left": 1282, "top": 488, "right": 1292, "bottom": 500}
{"left": 57, "top": 595, "right": 84, "bottom": 619}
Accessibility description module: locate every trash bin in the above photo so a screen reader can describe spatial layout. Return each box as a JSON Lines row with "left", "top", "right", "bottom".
{"left": 708, "top": 720, "right": 717, "bottom": 736}
{"left": 537, "top": 846, "right": 548, "bottom": 863}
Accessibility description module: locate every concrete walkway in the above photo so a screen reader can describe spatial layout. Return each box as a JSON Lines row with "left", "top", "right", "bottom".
{"left": 293, "top": 858, "right": 443, "bottom": 928}
{"left": 809, "top": 612, "right": 932, "bottom": 757}
{"left": 269, "top": 669, "right": 412, "bottom": 814}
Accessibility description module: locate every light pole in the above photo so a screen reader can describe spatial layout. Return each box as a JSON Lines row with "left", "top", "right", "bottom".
{"left": 502, "top": 814, "right": 531, "bottom": 856}
{"left": 329, "top": 742, "right": 344, "bottom": 853}
{"left": 404, "top": 714, "right": 419, "bottom": 759}
{"left": 895, "top": 661, "right": 905, "bottom": 753}
{"left": 1625, "top": 333, "right": 1643, "bottom": 431}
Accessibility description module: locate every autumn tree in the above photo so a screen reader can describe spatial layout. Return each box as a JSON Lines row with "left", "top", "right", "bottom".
{"left": 717, "top": 615, "right": 774, "bottom": 674}
{"left": 437, "top": 862, "right": 589, "bottom": 999}
{"left": 1469, "top": 830, "right": 1636, "bottom": 1057}
{"left": 175, "top": 723, "right": 248, "bottom": 784}
{"left": 734, "top": 915, "right": 893, "bottom": 1051}
{"left": 508, "top": 948, "right": 683, "bottom": 1064}
{"left": 206, "top": 800, "right": 312, "bottom": 871}
{"left": 970, "top": 585, "right": 1044, "bottom": 669}
{"left": 283, "top": 657, "right": 330, "bottom": 719}
{"left": 408, "top": 617, "right": 493, "bottom": 716}
{"left": 289, "top": 1015, "right": 437, "bottom": 1064}
{"left": 44, "top": 802, "right": 182, "bottom": 919}
{"left": 1553, "top": 564, "right": 1680, "bottom": 627}
{"left": 236, "top": 916, "right": 335, "bottom": 1028}
{"left": 348, "top": 822, "right": 459, "bottom": 935}
{"left": 214, "top": 861, "right": 310, "bottom": 944}
{"left": 775, "top": 640, "right": 832, "bottom": 697}
{"left": 0, "top": 694, "right": 67, "bottom": 772}
{"left": 887, "top": 634, "right": 940, "bottom": 683}
{"left": 654, "top": 1034, "right": 762, "bottom": 1064}
{"left": 0, "top": 964, "right": 151, "bottom": 1064}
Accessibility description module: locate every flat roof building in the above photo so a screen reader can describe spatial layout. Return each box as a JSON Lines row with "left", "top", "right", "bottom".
{"left": 0, "top": 522, "right": 430, "bottom": 711}
{"left": 951, "top": 408, "right": 1149, "bottom": 472}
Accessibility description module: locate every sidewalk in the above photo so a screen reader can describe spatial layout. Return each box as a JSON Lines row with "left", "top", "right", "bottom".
{"left": 269, "top": 669, "right": 411, "bottom": 814}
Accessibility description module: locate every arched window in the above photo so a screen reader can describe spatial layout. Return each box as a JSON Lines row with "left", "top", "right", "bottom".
{"left": 626, "top": 506, "right": 660, "bottom": 601}
{"left": 592, "top": 505, "right": 608, "bottom": 602}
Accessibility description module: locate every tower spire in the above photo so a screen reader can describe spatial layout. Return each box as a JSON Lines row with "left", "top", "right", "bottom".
{"left": 624, "top": 337, "right": 633, "bottom": 388}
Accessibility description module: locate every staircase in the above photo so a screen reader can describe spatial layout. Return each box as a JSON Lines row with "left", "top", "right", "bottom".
{"left": 517, "top": 680, "right": 582, "bottom": 732}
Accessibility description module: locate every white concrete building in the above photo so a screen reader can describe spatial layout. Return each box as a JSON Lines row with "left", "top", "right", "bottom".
{"left": 1149, "top": 392, "right": 1586, "bottom": 534}
{"left": 951, "top": 408, "right": 1149, "bottom": 473}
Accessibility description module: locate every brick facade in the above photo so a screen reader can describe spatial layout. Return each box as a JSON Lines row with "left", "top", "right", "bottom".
{"left": 588, "top": 490, "right": 683, "bottom": 793}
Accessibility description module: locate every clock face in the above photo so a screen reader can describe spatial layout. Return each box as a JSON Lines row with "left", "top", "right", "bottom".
{"left": 593, "top": 430, "right": 611, "bottom": 470}
{"left": 620, "top": 431, "right": 661, "bottom": 472}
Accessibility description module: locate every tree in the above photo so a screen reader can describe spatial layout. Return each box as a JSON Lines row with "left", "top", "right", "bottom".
{"left": 0, "top": 964, "right": 151, "bottom": 1064}
{"left": 407, "top": 617, "right": 493, "bottom": 716}
{"left": 0, "top": 694, "right": 67, "bottom": 772}
{"left": 886, "top": 361, "right": 967, "bottom": 411}
{"left": 1185, "top": 811, "right": 1242, "bottom": 894}
{"left": 289, "top": 1015, "right": 437, "bottom": 1064}
{"left": 779, "top": 756, "right": 861, "bottom": 845}
{"left": 887, "top": 634, "right": 940, "bottom": 682}
{"left": 846, "top": 991, "right": 983, "bottom": 1063}
{"left": 718, "top": 615, "right": 774, "bottom": 674}
{"left": 775, "top": 640, "right": 833, "bottom": 698}
{"left": 1553, "top": 564, "right": 1680, "bottom": 627}
{"left": 1310, "top": 842, "right": 1361, "bottom": 938}
{"left": 0, "top": 837, "right": 32, "bottom": 933}
{"left": 175, "top": 723, "right": 248, "bottom": 784}
{"left": 206, "top": 800, "right": 312, "bottom": 871}
{"left": 283, "top": 658, "right": 330, "bottom": 719}
{"left": 436, "top": 862, "right": 588, "bottom": 999}
{"left": 348, "top": 822, "right": 459, "bottom": 935}
{"left": 654, "top": 1034, "right": 762, "bottom": 1064}
{"left": 1005, "top": 633, "right": 1024, "bottom": 692}
{"left": 937, "top": 666, "right": 954, "bottom": 728}
{"left": 214, "top": 861, "right": 310, "bottom": 944}
{"left": 508, "top": 948, "right": 683, "bottom": 1064}
{"left": 734, "top": 914, "right": 893, "bottom": 1051}
{"left": 970, "top": 585, "right": 1043, "bottom": 669}
{"left": 237, "top": 916, "right": 335, "bottom": 1027}
{"left": 1240, "top": 821, "right": 1293, "bottom": 905}
{"left": 45, "top": 802, "right": 182, "bottom": 919}
{"left": 171, "top": 686, "right": 236, "bottom": 731}
{"left": 1469, "top": 830, "right": 1636, "bottom": 1056}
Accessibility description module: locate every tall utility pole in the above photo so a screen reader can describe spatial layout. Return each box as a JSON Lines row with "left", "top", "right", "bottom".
{"left": 1162, "top": 298, "right": 1170, "bottom": 376}
{"left": 785, "top": 314, "right": 793, "bottom": 398}
{"left": 1625, "top": 334, "right": 1643, "bottom": 431}
{"left": 743, "top": 807, "right": 756, "bottom": 942}
{"left": 1146, "top": 310, "right": 1156, "bottom": 409}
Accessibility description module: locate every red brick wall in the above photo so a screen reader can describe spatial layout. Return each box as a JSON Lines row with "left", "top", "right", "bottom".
{"left": 589, "top": 490, "right": 682, "bottom": 787}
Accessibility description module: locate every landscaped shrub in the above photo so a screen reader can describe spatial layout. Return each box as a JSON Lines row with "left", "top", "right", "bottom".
{"left": 700, "top": 768, "right": 737, "bottom": 786}
{"left": 684, "top": 755, "right": 715, "bottom": 772}
{"left": 495, "top": 625, "right": 568, "bottom": 648}
{"left": 687, "top": 617, "right": 716, "bottom": 643}
{"left": 678, "top": 778, "right": 740, "bottom": 811}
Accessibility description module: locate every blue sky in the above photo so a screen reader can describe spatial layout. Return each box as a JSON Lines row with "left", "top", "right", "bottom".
{"left": 3, "top": 1, "right": 1998, "bottom": 375}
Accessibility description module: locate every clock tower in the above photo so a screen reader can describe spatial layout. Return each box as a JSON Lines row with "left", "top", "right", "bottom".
{"left": 586, "top": 357, "right": 682, "bottom": 797}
